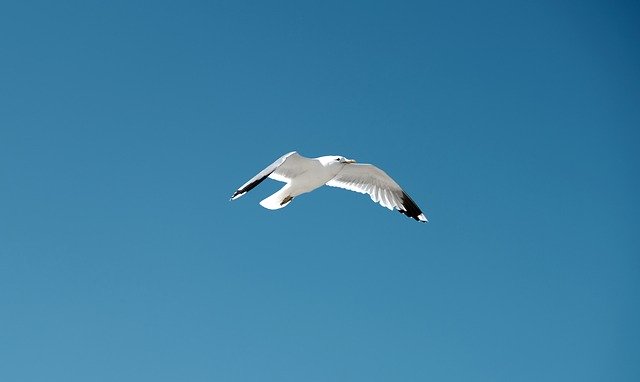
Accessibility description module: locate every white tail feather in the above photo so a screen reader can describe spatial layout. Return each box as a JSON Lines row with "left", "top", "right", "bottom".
{"left": 259, "top": 187, "right": 293, "bottom": 210}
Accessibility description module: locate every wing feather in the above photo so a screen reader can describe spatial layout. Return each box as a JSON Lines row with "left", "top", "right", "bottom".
{"left": 269, "top": 153, "right": 311, "bottom": 182}
{"left": 325, "top": 163, "right": 428, "bottom": 222}
{"left": 230, "top": 151, "right": 312, "bottom": 200}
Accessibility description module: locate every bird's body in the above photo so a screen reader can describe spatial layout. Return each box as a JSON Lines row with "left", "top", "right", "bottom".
{"left": 230, "top": 151, "right": 428, "bottom": 222}
{"left": 277, "top": 157, "right": 342, "bottom": 197}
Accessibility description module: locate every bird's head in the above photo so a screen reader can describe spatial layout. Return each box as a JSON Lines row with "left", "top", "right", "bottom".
{"left": 320, "top": 155, "right": 357, "bottom": 165}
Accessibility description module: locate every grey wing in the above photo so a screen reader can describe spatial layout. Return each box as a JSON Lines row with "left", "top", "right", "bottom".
{"left": 230, "top": 151, "right": 311, "bottom": 200}
{"left": 326, "top": 163, "right": 428, "bottom": 222}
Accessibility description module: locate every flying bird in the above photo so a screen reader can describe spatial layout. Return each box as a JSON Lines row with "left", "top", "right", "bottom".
{"left": 230, "top": 151, "right": 428, "bottom": 222}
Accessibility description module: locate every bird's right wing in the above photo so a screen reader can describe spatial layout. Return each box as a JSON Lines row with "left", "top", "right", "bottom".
{"left": 230, "top": 151, "right": 311, "bottom": 200}
{"left": 326, "top": 163, "right": 428, "bottom": 222}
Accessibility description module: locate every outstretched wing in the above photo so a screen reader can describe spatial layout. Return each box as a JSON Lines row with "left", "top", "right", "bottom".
{"left": 326, "top": 163, "right": 428, "bottom": 222}
{"left": 230, "top": 151, "right": 311, "bottom": 200}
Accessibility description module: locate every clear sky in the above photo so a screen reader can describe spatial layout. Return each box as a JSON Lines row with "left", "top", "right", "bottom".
{"left": 1, "top": 1, "right": 638, "bottom": 381}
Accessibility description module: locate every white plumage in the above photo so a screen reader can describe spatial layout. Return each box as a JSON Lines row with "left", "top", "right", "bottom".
{"left": 230, "top": 151, "right": 428, "bottom": 222}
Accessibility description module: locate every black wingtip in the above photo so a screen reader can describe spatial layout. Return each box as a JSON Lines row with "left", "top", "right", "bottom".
{"left": 230, "top": 190, "right": 245, "bottom": 201}
{"left": 398, "top": 191, "right": 427, "bottom": 222}
{"left": 233, "top": 173, "right": 271, "bottom": 201}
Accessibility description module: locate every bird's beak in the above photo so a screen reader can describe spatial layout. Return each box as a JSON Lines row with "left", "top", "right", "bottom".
{"left": 345, "top": 159, "right": 357, "bottom": 164}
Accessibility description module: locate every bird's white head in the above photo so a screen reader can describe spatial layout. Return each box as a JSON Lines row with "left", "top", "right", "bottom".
{"left": 318, "top": 155, "right": 357, "bottom": 166}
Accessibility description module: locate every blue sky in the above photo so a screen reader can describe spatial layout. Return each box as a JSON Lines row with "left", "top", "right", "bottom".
{"left": 1, "top": 0, "right": 638, "bottom": 381}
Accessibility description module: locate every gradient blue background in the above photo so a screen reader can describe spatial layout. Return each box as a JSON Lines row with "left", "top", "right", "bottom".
{"left": 1, "top": 1, "right": 638, "bottom": 381}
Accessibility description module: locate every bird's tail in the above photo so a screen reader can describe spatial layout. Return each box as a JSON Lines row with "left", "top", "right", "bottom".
{"left": 259, "top": 186, "right": 294, "bottom": 210}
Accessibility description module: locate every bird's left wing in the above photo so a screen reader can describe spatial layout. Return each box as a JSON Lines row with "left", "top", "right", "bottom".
{"left": 230, "top": 151, "right": 312, "bottom": 200}
{"left": 326, "top": 163, "right": 428, "bottom": 222}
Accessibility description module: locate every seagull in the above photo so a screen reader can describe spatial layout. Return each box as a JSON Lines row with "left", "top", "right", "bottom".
{"left": 230, "top": 151, "right": 428, "bottom": 222}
